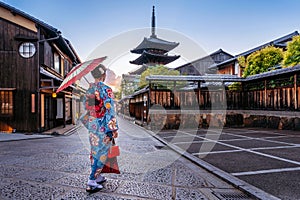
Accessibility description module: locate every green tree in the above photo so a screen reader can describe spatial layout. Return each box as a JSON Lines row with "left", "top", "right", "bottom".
{"left": 241, "top": 46, "right": 283, "bottom": 77}
{"left": 228, "top": 82, "right": 242, "bottom": 90}
{"left": 283, "top": 35, "right": 300, "bottom": 67}
{"left": 237, "top": 56, "right": 246, "bottom": 68}
{"left": 113, "top": 90, "right": 121, "bottom": 100}
{"left": 120, "top": 77, "right": 138, "bottom": 97}
{"left": 139, "top": 65, "right": 180, "bottom": 88}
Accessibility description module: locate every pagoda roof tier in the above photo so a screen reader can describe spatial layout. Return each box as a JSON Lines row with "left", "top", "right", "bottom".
{"left": 128, "top": 65, "right": 149, "bottom": 75}
{"left": 131, "top": 36, "right": 179, "bottom": 54}
{"left": 130, "top": 51, "right": 180, "bottom": 66}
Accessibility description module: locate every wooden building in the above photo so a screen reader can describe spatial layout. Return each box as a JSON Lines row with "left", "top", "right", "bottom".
{"left": 118, "top": 65, "right": 300, "bottom": 130}
{"left": 0, "top": 2, "right": 81, "bottom": 132}
{"left": 209, "top": 31, "right": 299, "bottom": 77}
{"left": 174, "top": 49, "right": 233, "bottom": 75}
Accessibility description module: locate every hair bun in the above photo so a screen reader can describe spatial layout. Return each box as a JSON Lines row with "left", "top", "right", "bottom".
{"left": 91, "top": 64, "right": 107, "bottom": 78}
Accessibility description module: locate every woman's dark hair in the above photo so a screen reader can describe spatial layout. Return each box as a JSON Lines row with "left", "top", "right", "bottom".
{"left": 91, "top": 64, "right": 107, "bottom": 78}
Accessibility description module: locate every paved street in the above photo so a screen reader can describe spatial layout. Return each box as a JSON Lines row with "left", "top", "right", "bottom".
{"left": 155, "top": 127, "right": 300, "bottom": 200}
{"left": 0, "top": 117, "right": 271, "bottom": 200}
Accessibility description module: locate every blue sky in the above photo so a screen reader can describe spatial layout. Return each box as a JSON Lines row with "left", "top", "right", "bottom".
{"left": 2, "top": 0, "right": 300, "bottom": 74}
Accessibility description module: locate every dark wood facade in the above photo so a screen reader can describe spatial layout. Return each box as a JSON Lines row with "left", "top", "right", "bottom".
{"left": 0, "top": 2, "right": 81, "bottom": 132}
{"left": 174, "top": 49, "right": 234, "bottom": 75}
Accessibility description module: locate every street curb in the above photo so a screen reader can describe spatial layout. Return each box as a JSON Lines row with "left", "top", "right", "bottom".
{"left": 142, "top": 128, "right": 281, "bottom": 200}
{"left": 0, "top": 134, "right": 53, "bottom": 142}
{"left": 0, "top": 125, "right": 82, "bottom": 142}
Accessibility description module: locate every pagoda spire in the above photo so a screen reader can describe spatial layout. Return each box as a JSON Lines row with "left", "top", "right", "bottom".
{"left": 151, "top": 6, "right": 156, "bottom": 38}
{"left": 129, "top": 5, "right": 180, "bottom": 71}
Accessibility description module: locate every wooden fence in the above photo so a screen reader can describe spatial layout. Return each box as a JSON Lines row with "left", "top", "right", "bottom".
{"left": 118, "top": 70, "right": 300, "bottom": 124}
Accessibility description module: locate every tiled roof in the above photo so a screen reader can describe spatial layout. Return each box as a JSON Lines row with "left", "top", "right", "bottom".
{"left": 0, "top": 2, "right": 81, "bottom": 63}
{"left": 175, "top": 49, "right": 233, "bottom": 70}
{"left": 131, "top": 36, "right": 179, "bottom": 54}
{"left": 130, "top": 51, "right": 180, "bottom": 65}
{"left": 246, "top": 64, "right": 300, "bottom": 81}
{"left": 146, "top": 74, "right": 244, "bottom": 82}
{"left": 209, "top": 31, "right": 299, "bottom": 69}
{"left": 237, "top": 31, "right": 299, "bottom": 57}
{"left": 208, "top": 57, "right": 237, "bottom": 69}
{"left": 128, "top": 65, "right": 148, "bottom": 75}
{"left": 146, "top": 65, "right": 300, "bottom": 83}
{"left": 0, "top": 1, "right": 58, "bottom": 34}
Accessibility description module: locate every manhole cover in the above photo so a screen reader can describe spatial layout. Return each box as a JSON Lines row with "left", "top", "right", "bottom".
{"left": 213, "top": 191, "right": 254, "bottom": 200}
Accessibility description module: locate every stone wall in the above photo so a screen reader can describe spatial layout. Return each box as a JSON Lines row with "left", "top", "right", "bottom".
{"left": 147, "top": 110, "right": 300, "bottom": 131}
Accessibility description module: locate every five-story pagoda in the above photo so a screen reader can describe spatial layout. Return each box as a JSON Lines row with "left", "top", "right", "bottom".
{"left": 129, "top": 6, "right": 180, "bottom": 74}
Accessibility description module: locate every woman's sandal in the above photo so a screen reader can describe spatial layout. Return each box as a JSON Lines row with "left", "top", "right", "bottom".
{"left": 86, "top": 185, "right": 102, "bottom": 193}
{"left": 96, "top": 177, "right": 107, "bottom": 184}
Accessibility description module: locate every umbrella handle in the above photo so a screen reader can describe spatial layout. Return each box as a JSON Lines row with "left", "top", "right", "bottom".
{"left": 83, "top": 76, "right": 90, "bottom": 84}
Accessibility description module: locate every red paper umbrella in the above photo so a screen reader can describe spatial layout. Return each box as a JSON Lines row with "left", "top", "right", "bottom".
{"left": 56, "top": 56, "right": 107, "bottom": 93}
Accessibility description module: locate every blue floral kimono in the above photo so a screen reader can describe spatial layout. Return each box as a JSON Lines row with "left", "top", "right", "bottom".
{"left": 80, "top": 81, "right": 118, "bottom": 180}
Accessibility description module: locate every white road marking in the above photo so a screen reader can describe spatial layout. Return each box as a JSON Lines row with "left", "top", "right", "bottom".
{"left": 178, "top": 130, "right": 300, "bottom": 166}
{"left": 162, "top": 135, "right": 194, "bottom": 139}
{"left": 251, "top": 145, "right": 300, "bottom": 151}
{"left": 232, "top": 167, "right": 300, "bottom": 176}
{"left": 192, "top": 149, "right": 243, "bottom": 155}
{"left": 225, "top": 132, "right": 297, "bottom": 146}
{"left": 173, "top": 140, "right": 203, "bottom": 145}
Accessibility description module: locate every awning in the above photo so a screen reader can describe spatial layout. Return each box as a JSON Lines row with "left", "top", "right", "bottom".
{"left": 40, "top": 67, "right": 63, "bottom": 81}
{"left": 0, "top": 88, "right": 16, "bottom": 90}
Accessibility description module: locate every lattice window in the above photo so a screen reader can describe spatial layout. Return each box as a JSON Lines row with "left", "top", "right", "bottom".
{"left": 244, "top": 81, "right": 264, "bottom": 91}
{"left": 267, "top": 75, "right": 294, "bottom": 89}
{"left": 0, "top": 90, "right": 14, "bottom": 116}
{"left": 18, "top": 42, "right": 36, "bottom": 58}
{"left": 54, "top": 52, "right": 61, "bottom": 74}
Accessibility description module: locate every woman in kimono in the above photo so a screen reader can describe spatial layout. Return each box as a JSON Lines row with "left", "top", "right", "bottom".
{"left": 80, "top": 64, "right": 118, "bottom": 192}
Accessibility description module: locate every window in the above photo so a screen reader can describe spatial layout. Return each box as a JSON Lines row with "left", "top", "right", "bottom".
{"left": 19, "top": 42, "right": 36, "bottom": 58}
{"left": 64, "top": 59, "right": 70, "bottom": 77}
{"left": 234, "top": 63, "right": 239, "bottom": 76}
{"left": 54, "top": 52, "right": 61, "bottom": 73}
{"left": 0, "top": 90, "right": 14, "bottom": 116}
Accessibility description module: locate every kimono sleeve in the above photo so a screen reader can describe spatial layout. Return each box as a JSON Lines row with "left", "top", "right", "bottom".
{"left": 79, "top": 94, "right": 89, "bottom": 129}
{"left": 79, "top": 87, "right": 97, "bottom": 131}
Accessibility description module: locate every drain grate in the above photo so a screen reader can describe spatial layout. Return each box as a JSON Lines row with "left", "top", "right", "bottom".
{"left": 154, "top": 145, "right": 168, "bottom": 149}
{"left": 213, "top": 191, "right": 254, "bottom": 200}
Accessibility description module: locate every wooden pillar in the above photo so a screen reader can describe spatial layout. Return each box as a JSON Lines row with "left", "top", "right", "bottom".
{"left": 173, "top": 81, "right": 176, "bottom": 108}
{"left": 147, "top": 89, "right": 150, "bottom": 122}
{"left": 147, "top": 85, "right": 151, "bottom": 124}
{"left": 148, "top": 81, "right": 152, "bottom": 105}
{"left": 63, "top": 95, "right": 66, "bottom": 128}
{"left": 287, "top": 88, "right": 290, "bottom": 108}
{"left": 274, "top": 89, "right": 277, "bottom": 109}
{"left": 222, "top": 81, "right": 225, "bottom": 108}
{"left": 154, "top": 84, "right": 157, "bottom": 104}
{"left": 294, "top": 74, "right": 298, "bottom": 110}
{"left": 198, "top": 81, "right": 201, "bottom": 107}
{"left": 264, "top": 80, "right": 267, "bottom": 109}
{"left": 240, "top": 81, "right": 245, "bottom": 109}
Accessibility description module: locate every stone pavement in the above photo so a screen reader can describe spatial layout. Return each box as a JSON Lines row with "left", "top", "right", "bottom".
{"left": 0, "top": 124, "right": 77, "bottom": 142}
{"left": 0, "top": 132, "right": 53, "bottom": 142}
{"left": 0, "top": 117, "right": 278, "bottom": 199}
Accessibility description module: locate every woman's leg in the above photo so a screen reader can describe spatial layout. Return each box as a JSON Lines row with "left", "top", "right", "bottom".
{"left": 88, "top": 132, "right": 111, "bottom": 180}
{"left": 89, "top": 155, "right": 100, "bottom": 180}
{"left": 86, "top": 132, "right": 106, "bottom": 191}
